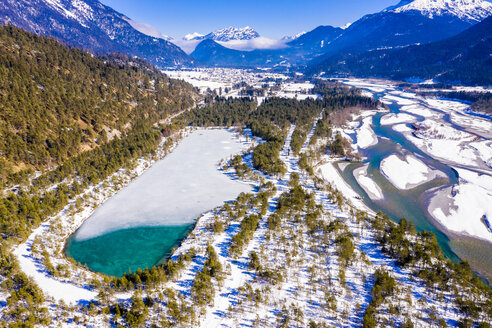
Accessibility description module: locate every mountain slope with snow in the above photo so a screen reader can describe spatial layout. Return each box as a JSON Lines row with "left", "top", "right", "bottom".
{"left": 389, "top": 0, "right": 492, "bottom": 22}
{"left": 287, "top": 25, "right": 343, "bottom": 53}
{"left": 311, "top": 15, "right": 492, "bottom": 85}
{"left": 310, "top": 0, "right": 492, "bottom": 64}
{"left": 187, "top": 0, "right": 492, "bottom": 69}
{"left": 0, "top": 0, "right": 192, "bottom": 67}
{"left": 185, "top": 26, "right": 260, "bottom": 42}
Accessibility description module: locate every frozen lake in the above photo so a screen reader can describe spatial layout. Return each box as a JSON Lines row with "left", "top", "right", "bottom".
{"left": 74, "top": 129, "right": 252, "bottom": 241}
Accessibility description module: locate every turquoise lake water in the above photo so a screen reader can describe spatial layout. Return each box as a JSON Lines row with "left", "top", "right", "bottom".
{"left": 65, "top": 225, "right": 193, "bottom": 277}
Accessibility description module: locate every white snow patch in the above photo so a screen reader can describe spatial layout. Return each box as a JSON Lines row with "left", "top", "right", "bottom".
{"left": 380, "top": 113, "right": 416, "bottom": 125}
{"left": 429, "top": 182, "right": 492, "bottom": 242}
{"left": 382, "top": 94, "right": 416, "bottom": 106}
{"left": 380, "top": 154, "right": 445, "bottom": 190}
{"left": 354, "top": 165, "right": 384, "bottom": 200}
{"left": 356, "top": 117, "right": 378, "bottom": 149}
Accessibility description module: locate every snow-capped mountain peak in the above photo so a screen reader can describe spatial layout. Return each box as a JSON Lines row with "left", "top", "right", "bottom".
{"left": 388, "top": 0, "right": 492, "bottom": 22}
{"left": 181, "top": 26, "right": 260, "bottom": 42}
{"left": 206, "top": 26, "right": 260, "bottom": 41}
{"left": 183, "top": 32, "right": 205, "bottom": 41}
{"left": 340, "top": 22, "right": 352, "bottom": 29}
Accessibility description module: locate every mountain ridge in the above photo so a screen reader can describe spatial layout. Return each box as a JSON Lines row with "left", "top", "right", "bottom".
{"left": 189, "top": 0, "right": 492, "bottom": 68}
{"left": 185, "top": 26, "right": 260, "bottom": 42}
{"left": 0, "top": 0, "right": 193, "bottom": 67}
{"left": 310, "top": 15, "right": 492, "bottom": 85}
{"left": 388, "top": 0, "right": 492, "bottom": 22}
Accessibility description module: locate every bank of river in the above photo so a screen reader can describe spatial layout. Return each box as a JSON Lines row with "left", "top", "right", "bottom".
{"left": 66, "top": 129, "right": 253, "bottom": 277}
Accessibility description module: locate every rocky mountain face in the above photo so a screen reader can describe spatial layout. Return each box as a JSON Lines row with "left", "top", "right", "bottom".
{"left": 0, "top": 0, "right": 193, "bottom": 67}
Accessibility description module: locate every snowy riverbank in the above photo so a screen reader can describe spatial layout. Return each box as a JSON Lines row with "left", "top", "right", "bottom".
{"left": 380, "top": 154, "right": 446, "bottom": 190}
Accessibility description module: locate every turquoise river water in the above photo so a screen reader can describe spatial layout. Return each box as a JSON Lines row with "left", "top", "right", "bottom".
{"left": 338, "top": 84, "right": 492, "bottom": 283}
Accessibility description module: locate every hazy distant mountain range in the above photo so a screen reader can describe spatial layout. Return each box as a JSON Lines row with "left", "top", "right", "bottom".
{"left": 311, "top": 15, "right": 492, "bottom": 85}
{"left": 189, "top": 0, "right": 492, "bottom": 70}
{"left": 174, "top": 26, "right": 287, "bottom": 54}
{"left": 1, "top": 0, "right": 492, "bottom": 82}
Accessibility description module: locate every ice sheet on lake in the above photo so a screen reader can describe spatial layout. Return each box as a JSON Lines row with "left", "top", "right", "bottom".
{"left": 75, "top": 129, "right": 252, "bottom": 241}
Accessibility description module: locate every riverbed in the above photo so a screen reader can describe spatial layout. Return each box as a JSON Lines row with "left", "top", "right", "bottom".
{"left": 338, "top": 79, "right": 492, "bottom": 282}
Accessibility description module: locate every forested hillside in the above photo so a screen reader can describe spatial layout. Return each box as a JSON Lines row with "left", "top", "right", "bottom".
{"left": 0, "top": 25, "right": 197, "bottom": 185}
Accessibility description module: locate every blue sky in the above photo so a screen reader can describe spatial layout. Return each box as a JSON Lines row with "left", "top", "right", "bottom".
{"left": 100, "top": 0, "right": 400, "bottom": 39}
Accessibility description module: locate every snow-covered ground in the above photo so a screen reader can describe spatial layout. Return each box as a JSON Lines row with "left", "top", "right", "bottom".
{"left": 380, "top": 112, "right": 416, "bottom": 125}
{"left": 380, "top": 154, "right": 445, "bottom": 190}
{"left": 428, "top": 166, "right": 492, "bottom": 243}
{"left": 403, "top": 119, "right": 492, "bottom": 170}
{"left": 355, "top": 116, "right": 378, "bottom": 149}
{"left": 429, "top": 182, "right": 492, "bottom": 243}
{"left": 12, "top": 224, "right": 98, "bottom": 304}
{"left": 354, "top": 164, "right": 384, "bottom": 200}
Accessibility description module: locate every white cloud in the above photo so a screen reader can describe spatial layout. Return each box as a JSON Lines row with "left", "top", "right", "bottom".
{"left": 123, "top": 17, "right": 173, "bottom": 41}
{"left": 171, "top": 39, "right": 203, "bottom": 54}
{"left": 172, "top": 36, "right": 289, "bottom": 54}
{"left": 217, "top": 37, "right": 289, "bottom": 51}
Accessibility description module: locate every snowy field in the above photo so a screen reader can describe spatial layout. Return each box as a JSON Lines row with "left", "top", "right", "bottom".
{"left": 428, "top": 167, "right": 492, "bottom": 243}
{"left": 164, "top": 68, "right": 321, "bottom": 101}
{"left": 380, "top": 154, "right": 445, "bottom": 190}
{"left": 75, "top": 129, "right": 252, "bottom": 241}
{"left": 163, "top": 68, "right": 287, "bottom": 94}
{"left": 380, "top": 113, "right": 416, "bottom": 125}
